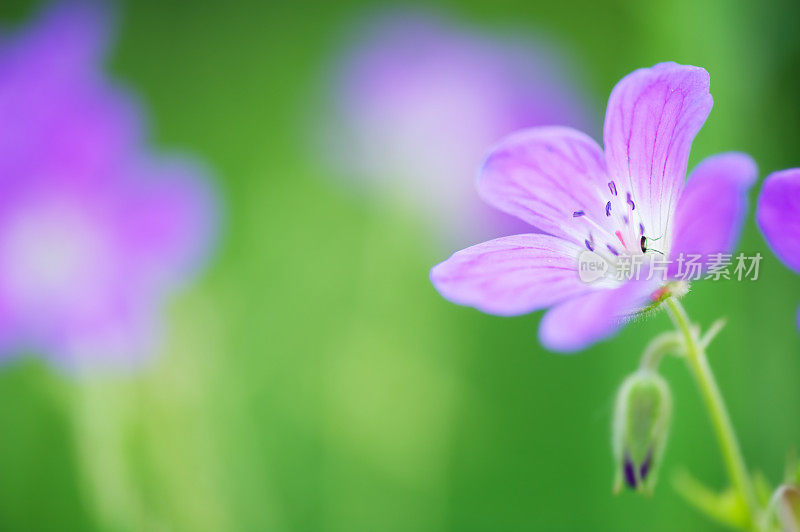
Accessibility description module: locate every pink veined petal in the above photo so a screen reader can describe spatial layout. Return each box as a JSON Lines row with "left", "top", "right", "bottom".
{"left": 538, "top": 276, "right": 661, "bottom": 352}
{"left": 669, "top": 152, "right": 757, "bottom": 273}
{"left": 603, "top": 62, "right": 713, "bottom": 246}
{"left": 477, "top": 126, "right": 611, "bottom": 244}
{"left": 757, "top": 168, "right": 800, "bottom": 274}
{"left": 430, "top": 234, "right": 590, "bottom": 316}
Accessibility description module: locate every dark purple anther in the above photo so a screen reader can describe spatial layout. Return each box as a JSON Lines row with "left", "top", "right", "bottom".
{"left": 639, "top": 223, "right": 645, "bottom": 236}
{"left": 573, "top": 210, "right": 585, "bottom": 218}
{"left": 606, "top": 244, "right": 620, "bottom": 256}
{"left": 585, "top": 238, "right": 594, "bottom": 252}
{"left": 623, "top": 454, "right": 638, "bottom": 489}
{"left": 626, "top": 192, "right": 635, "bottom": 211}
{"left": 605, "top": 201, "right": 612, "bottom": 217}
{"left": 608, "top": 181, "right": 617, "bottom": 196}
{"left": 622, "top": 449, "right": 654, "bottom": 490}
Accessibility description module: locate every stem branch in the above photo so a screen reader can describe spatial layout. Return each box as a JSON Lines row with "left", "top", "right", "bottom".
{"left": 664, "top": 297, "right": 760, "bottom": 530}
{"left": 639, "top": 331, "right": 682, "bottom": 372}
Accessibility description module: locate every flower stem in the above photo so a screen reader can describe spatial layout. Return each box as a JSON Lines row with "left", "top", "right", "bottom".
{"left": 664, "top": 297, "right": 760, "bottom": 530}
{"left": 638, "top": 331, "right": 681, "bottom": 372}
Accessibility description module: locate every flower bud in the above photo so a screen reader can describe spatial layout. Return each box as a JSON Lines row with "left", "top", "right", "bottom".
{"left": 612, "top": 369, "right": 672, "bottom": 494}
{"left": 771, "top": 485, "right": 800, "bottom": 532}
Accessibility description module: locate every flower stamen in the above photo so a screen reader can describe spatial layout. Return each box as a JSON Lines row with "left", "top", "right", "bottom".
{"left": 615, "top": 230, "right": 628, "bottom": 250}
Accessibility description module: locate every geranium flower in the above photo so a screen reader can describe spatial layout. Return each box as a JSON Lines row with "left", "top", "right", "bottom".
{"left": 757, "top": 169, "right": 800, "bottom": 330}
{"left": 326, "top": 10, "right": 592, "bottom": 248}
{"left": 0, "top": 4, "right": 217, "bottom": 369}
{"left": 431, "top": 62, "right": 756, "bottom": 351}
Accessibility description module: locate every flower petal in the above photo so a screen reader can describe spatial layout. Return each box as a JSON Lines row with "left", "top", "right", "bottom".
{"left": 477, "top": 126, "right": 611, "bottom": 243}
{"left": 669, "top": 153, "right": 757, "bottom": 267}
{"left": 430, "top": 234, "right": 589, "bottom": 316}
{"left": 118, "top": 158, "right": 219, "bottom": 289}
{"left": 539, "top": 277, "right": 660, "bottom": 352}
{"left": 0, "top": 3, "right": 141, "bottom": 186}
{"left": 757, "top": 168, "right": 800, "bottom": 274}
{"left": 603, "top": 62, "right": 713, "bottom": 244}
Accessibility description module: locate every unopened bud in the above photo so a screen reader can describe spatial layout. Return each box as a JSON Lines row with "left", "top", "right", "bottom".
{"left": 771, "top": 485, "right": 800, "bottom": 532}
{"left": 612, "top": 369, "right": 672, "bottom": 494}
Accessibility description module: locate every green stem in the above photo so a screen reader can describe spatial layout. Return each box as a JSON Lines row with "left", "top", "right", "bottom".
{"left": 664, "top": 297, "right": 760, "bottom": 530}
{"left": 638, "top": 331, "right": 681, "bottom": 372}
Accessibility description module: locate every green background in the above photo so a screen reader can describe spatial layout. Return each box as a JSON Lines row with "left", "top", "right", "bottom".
{"left": 0, "top": 0, "right": 798, "bottom": 530}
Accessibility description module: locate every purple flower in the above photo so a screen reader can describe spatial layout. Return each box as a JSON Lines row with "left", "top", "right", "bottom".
{"left": 431, "top": 62, "right": 757, "bottom": 352}
{"left": 328, "top": 11, "right": 592, "bottom": 248}
{"left": 757, "top": 169, "right": 800, "bottom": 330}
{"left": 0, "top": 4, "right": 217, "bottom": 369}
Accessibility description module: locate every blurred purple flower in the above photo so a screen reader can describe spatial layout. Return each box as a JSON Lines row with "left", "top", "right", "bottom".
{"left": 0, "top": 4, "right": 217, "bottom": 369}
{"left": 431, "top": 62, "right": 756, "bottom": 352}
{"left": 327, "top": 11, "right": 593, "bottom": 248}
{"left": 757, "top": 169, "right": 800, "bottom": 330}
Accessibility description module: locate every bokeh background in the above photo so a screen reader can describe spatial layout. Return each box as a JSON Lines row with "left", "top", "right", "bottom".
{"left": 0, "top": 0, "right": 799, "bottom": 530}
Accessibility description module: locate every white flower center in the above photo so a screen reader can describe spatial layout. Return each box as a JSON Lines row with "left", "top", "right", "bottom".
{"left": 571, "top": 179, "right": 670, "bottom": 279}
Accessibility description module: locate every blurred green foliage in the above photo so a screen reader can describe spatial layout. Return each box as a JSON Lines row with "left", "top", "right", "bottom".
{"left": 0, "top": 0, "right": 799, "bottom": 530}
